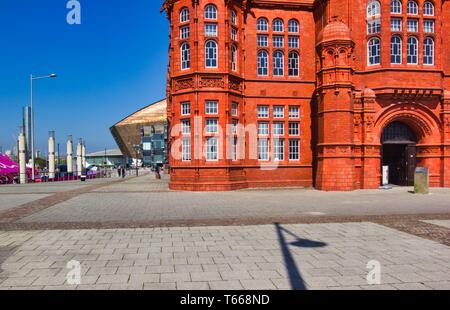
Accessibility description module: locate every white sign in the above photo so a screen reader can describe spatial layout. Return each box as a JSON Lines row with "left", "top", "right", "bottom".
{"left": 382, "top": 165, "right": 389, "bottom": 185}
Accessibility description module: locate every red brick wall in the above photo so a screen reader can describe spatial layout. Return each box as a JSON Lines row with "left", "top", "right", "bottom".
{"left": 163, "top": 0, "right": 449, "bottom": 191}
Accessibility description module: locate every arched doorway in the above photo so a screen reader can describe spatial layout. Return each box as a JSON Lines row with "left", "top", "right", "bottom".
{"left": 381, "top": 121, "right": 417, "bottom": 186}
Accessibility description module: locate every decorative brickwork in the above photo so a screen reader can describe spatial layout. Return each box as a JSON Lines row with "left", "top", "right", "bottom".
{"left": 162, "top": 0, "right": 450, "bottom": 191}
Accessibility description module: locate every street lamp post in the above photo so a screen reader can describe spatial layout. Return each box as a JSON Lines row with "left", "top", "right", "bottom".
{"left": 30, "top": 73, "right": 57, "bottom": 182}
{"left": 132, "top": 144, "right": 141, "bottom": 177}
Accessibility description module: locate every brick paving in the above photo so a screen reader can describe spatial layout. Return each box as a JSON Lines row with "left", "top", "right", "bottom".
{"left": 0, "top": 222, "right": 449, "bottom": 290}
{"left": 0, "top": 173, "right": 449, "bottom": 290}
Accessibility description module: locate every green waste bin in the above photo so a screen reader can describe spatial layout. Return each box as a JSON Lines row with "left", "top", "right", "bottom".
{"left": 414, "top": 167, "right": 429, "bottom": 194}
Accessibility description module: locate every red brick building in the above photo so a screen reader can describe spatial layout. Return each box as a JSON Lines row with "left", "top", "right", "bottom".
{"left": 162, "top": 0, "right": 450, "bottom": 191}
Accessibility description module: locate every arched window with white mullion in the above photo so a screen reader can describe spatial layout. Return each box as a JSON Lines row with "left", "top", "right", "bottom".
{"left": 257, "top": 18, "right": 268, "bottom": 32}
{"left": 180, "top": 7, "right": 190, "bottom": 23}
{"left": 181, "top": 43, "right": 190, "bottom": 70}
{"left": 391, "top": 0, "right": 402, "bottom": 14}
{"left": 423, "top": 2, "right": 434, "bottom": 16}
{"left": 205, "top": 40, "right": 218, "bottom": 68}
{"left": 204, "top": 4, "right": 217, "bottom": 20}
{"left": 367, "top": 1, "right": 381, "bottom": 34}
{"left": 407, "top": 36, "right": 418, "bottom": 64}
{"left": 407, "top": 1, "right": 418, "bottom": 15}
{"left": 367, "top": 37, "right": 381, "bottom": 66}
{"left": 257, "top": 50, "right": 269, "bottom": 76}
{"left": 273, "top": 19, "right": 284, "bottom": 32}
{"left": 423, "top": 37, "right": 434, "bottom": 65}
{"left": 273, "top": 51, "right": 284, "bottom": 76}
{"left": 288, "top": 52, "right": 299, "bottom": 77}
{"left": 391, "top": 36, "right": 402, "bottom": 64}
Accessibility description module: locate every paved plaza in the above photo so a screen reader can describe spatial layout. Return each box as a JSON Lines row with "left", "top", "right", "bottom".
{"left": 0, "top": 174, "right": 449, "bottom": 290}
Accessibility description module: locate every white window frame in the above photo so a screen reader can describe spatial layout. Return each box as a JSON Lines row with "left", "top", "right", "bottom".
{"left": 231, "top": 10, "right": 237, "bottom": 25}
{"left": 181, "top": 43, "right": 190, "bottom": 70}
{"left": 289, "top": 139, "right": 300, "bottom": 161}
{"left": 272, "top": 122, "right": 284, "bottom": 136}
{"left": 205, "top": 137, "right": 219, "bottom": 161}
{"left": 206, "top": 118, "right": 218, "bottom": 134}
{"left": 288, "top": 122, "right": 300, "bottom": 136}
{"left": 204, "top": 4, "right": 217, "bottom": 20}
{"left": 205, "top": 40, "right": 218, "bottom": 68}
{"left": 258, "top": 50, "right": 269, "bottom": 76}
{"left": 231, "top": 45, "right": 238, "bottom": 71}
{"left": 391, "top": 36, "right": 402, "bottom": 64}
{"left": 273, "top": 51, "right": 284, "bottom": 76}
{"left": 288, "top": 52, "right": 299, "bottom": 77}
{"left": 273, "top": 106, "right": 284, "bottom": 118}
{"left": 231, "top": 102, "right": 238, "bottom": 116}
{"left": 423, "top": 37, "right": 434, "bottom": 65}
{"left": 423, "top": 20, "right": 434, "bottom": 33}
{"left": 273, "top": 19, "right": 284, "bottom": 32}
{"left": 180, "top": 7, "right": 190, "bottom": 23}
{"left": 180, "top": 26, "right": 190, "bottom": 40}
{"left": 258, "top": 122, "right": 269, "bottom": 136}
{"left": 205, "top": 23, "right": 218, "bottom": 37}
{"left": 367, "top": 1, "right": 381, "bottom": 17}
{"left": 289, "top": 106, "right": 300, "bottom": 118}
{"left": 368, "top": 38, "right": 381, "bottom": 66}
{"left": 258, "top": 35, "right": 268, "bottom": 47}
{"left": 182, "top": 119, "right": 191, "bottom": 135}
{"left": 273, "top": 36, "right": 284, "bottom": 48}
{"left": 390, "top": 18, "right": 402, "bottom": 32}
{"left": 181, "top": 102, "right": 190, "bottom": 115}
{"left": 390, "top": 0, "right": 402, "bottom": 14}
{"left": 407, "top": 36, "right": 418, "bottom": 64}
{"left": 288, "top": 36, "right": 299, "bottom": 49}
{"left": 257, "top": 18, "right": 268, "bottom": 32}
{"left": 182, "top": 137, "right": 191, "bottom": 161}
{"left": 231, "top": 28, "right": 237, "bottom": 41}
{"left": 258, "top": 138, "right": 269, "bottom": 161}
{"left": 273, "top": 139, "right": 285, "bottom": 161}
{"left": 407, "top": 19, "right": 418, "bottom": 32}
{"left": 205, "top": 101, "right": 218, "bottom": 114}
{"left": 407, "top": 1, "right": 418, "bottom": 15}
{"left": 423, "top": 2, "right": 434, "bottom": 16}
{"left": 258, "top": 106, "right": 269, "bottom": 118}
{"left": 288, "top": 19, "right": 299, "bottom": 33}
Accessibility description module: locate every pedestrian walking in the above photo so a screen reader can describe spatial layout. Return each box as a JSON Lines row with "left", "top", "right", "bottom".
{"left": 155, "top": 165, "right": 161, "bottom": 180}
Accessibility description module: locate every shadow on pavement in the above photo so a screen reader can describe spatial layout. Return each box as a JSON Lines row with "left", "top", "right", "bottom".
{"left": 275, "top": 223, "right": 327, "bottom": 290}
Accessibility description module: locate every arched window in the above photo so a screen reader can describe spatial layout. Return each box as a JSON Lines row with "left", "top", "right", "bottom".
{"left": 257, "top": 50, "right": 268, "bottom": 76}
{"left": 288, "top": 19, "right": 299, "bottom": 33}
{"left": 204, "top": 4, "right": 217, "bottom": 20}
{"left": 390, "top": 0, "right": 402, "bottom": 14}
{"left": 181, "top": 43, "right": 190, "bottom": 70}
{"left": 257, "top": 18, "right": 268, "bottom": 32}
{"left": 231, "top": 45, "right": 238, "bottom": 71}
{"left": 368, "top": 37, "right": 381, "bottom": 65}
{"left": 273, "top": 51, "right": 284, "bottom": 76}
{"left": 407, "top": 1, "right": 418, "bottom": 14}
{"left": 288, "top": 52, "right": 299, "bottom": 77}
{"left": 391, "top": 36, "right": 402, "bottom": 64}
{"left": 205, "top": 41, "right": 217, "bottom": 68}
{"left": 273, "top": 19, "right": 284, "bottom": 32}
{"left": 367, "top": 1, "right": 381, "bottom": 17}
{"left": 231, "top": 10, "right": 237, "bottom": 25}
{"left": 367, "top": 1, "right": 381, "bottom": 34}
{"left": 423, "top": 2, "right": 434, "bottom": 16}
{"left": 423, "top": 37, "right": 434, "bottom": 65}
{"left": 180, "top": 7, "right": 190, "bottom": 23}
{"left": 407, "top": 36, "right": 418, "bottom": 64}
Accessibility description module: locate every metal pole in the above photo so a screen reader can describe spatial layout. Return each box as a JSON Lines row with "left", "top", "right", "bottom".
{"left": 30, "top": 75, "right": 35, "bottom": 182}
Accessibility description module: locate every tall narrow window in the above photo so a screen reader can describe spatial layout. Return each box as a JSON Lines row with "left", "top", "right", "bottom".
{"left": 205, "top": 41, "right": 217, "bottom": 68}
{"left": 231, "top": 45, "right": 237, "bottom": 71}
{"left": 258, "top": 50, "right": 269, "bottom": 76}
{"left": 391, "top": 0, "right": 402, "bottom": 14}
{"left": 273, "top": 139, "right": 285, "bottom": 161}
{"left": 391, "top": 36, "right": 402, "bottom": 64}
{"left": 289, "top": 140, "right": 300, "bottom": 161}
{"left": 288, "top": 52, "right": 299, "bottom": 77}
{"left": 288, "top": 19, "right": 299, "bottom": 33}
{"left": 181, "top": 43, "right": 190, "bottom": 70}
{"left": 205, "top": 137, "right": 218, "bottom": 161}
{"left": 368, "top": 38, "right": 381, "bottom": 65}
{"left": 423, "top": 37, "right": 434, "bottom": 65}
{"left": 182, "top": 120, "right": 191, "bottom": 135}
{"left": 423, "top": 2, "right": 434, "bottom": 16}
{"left": 273, "top": 51, "right": 284, "bottom": 76}
{"left": 273, "top": 19, "right": 284, "bottom": 32}
{"left": 258, "top": 138, "right": 269, "bottom": 161}
{"left": 181, "top": 102, "right": 190, "bottom": 115}
{"left": 182, "top": 138, "right": 191, "bottom": 161}
{"left": 407, "top": 1, "right": 418, "bottom": 15}
{"left": 367, "top": 1, "right": 381, "bottom": 34}
{"left": 204, "top": 4, "right": 217, "bottom": 20}
{"left": 180, "top": 7, "right": 190, "bottom": 23}
{"left": 231, "top": 10, "right": 237, "bottom": 25}
{"left": 407, "top": 36, "right": 418, "bottom": 64}
{"left": 257, "top": 18, "right": 268, "bottom": 32}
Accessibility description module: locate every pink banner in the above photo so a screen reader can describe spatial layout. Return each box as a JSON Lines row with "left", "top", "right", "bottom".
{"left": 0, "top": 154, "right": 19, "bottom": 174}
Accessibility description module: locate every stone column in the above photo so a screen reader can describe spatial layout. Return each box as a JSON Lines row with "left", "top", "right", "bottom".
{"left": 82, "top": 142, "right": 86, "bottom": 168}
{"left": 76, "top": 139, "right": 82, "bottom": 176}
{"left": 18, "top": 130, "right": 27, "bottom": 184}
{"left": 67, "top": 136, "right": 73, "bottom": 175}
{"left": 48, "top": 131, "right": 56, "bottom": 180}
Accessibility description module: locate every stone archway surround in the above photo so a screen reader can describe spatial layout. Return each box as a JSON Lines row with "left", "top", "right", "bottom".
{"left": 365, "top": 103, "right": 444, "bottom": 187}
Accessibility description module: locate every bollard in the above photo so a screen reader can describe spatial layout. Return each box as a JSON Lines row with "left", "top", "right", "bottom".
{"left": 414, "top": 167, "right": 429, "bottom": 194}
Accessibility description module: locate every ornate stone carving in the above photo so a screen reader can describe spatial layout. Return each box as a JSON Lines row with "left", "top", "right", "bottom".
{"left": 199, "top": 78, "right": 224, "bottom": 89}
{"left": 228, "top": 78, "right": 242, "bottom": 92}
{"left": 175, "top": 78, "right": 194, "bottom": 91}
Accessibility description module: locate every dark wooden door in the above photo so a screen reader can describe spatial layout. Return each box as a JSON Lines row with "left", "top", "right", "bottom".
{"left": 382, "top": 144, "right": 416, "bottom": 186}
{"left": 405, "top": 145, "right": 416, "bottom": 186}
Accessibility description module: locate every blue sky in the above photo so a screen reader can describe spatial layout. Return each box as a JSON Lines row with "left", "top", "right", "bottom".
{"left": 0, "top": 0, "right": 168, "bottom": 154}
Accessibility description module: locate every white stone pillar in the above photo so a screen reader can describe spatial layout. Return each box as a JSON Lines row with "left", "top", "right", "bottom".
{"left": 76, "top": 139, "right": 82, "bottom": 176}
{"left": 82, "top": 143, "right": 86, "bottom": 168}
{"left": 66, "top": 136, "right": 73, "bottom": 174}
{"left": 18, "top": 132, "right": 27, "bottom": 184}
{"left": 48, "top": 131, "right": 55, "bottom": 180}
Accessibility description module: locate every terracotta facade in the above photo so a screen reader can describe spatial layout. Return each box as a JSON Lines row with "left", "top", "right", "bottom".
{"left": 162, "top": 0, "right": 450, "bottom": 191}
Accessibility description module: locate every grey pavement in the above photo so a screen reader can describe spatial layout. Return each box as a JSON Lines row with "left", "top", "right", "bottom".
{"left": 0, "top": 222, "right": 449, "bottom": 290}
{"left": 4, "top": 174, "right": 448, "bottom": 224}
